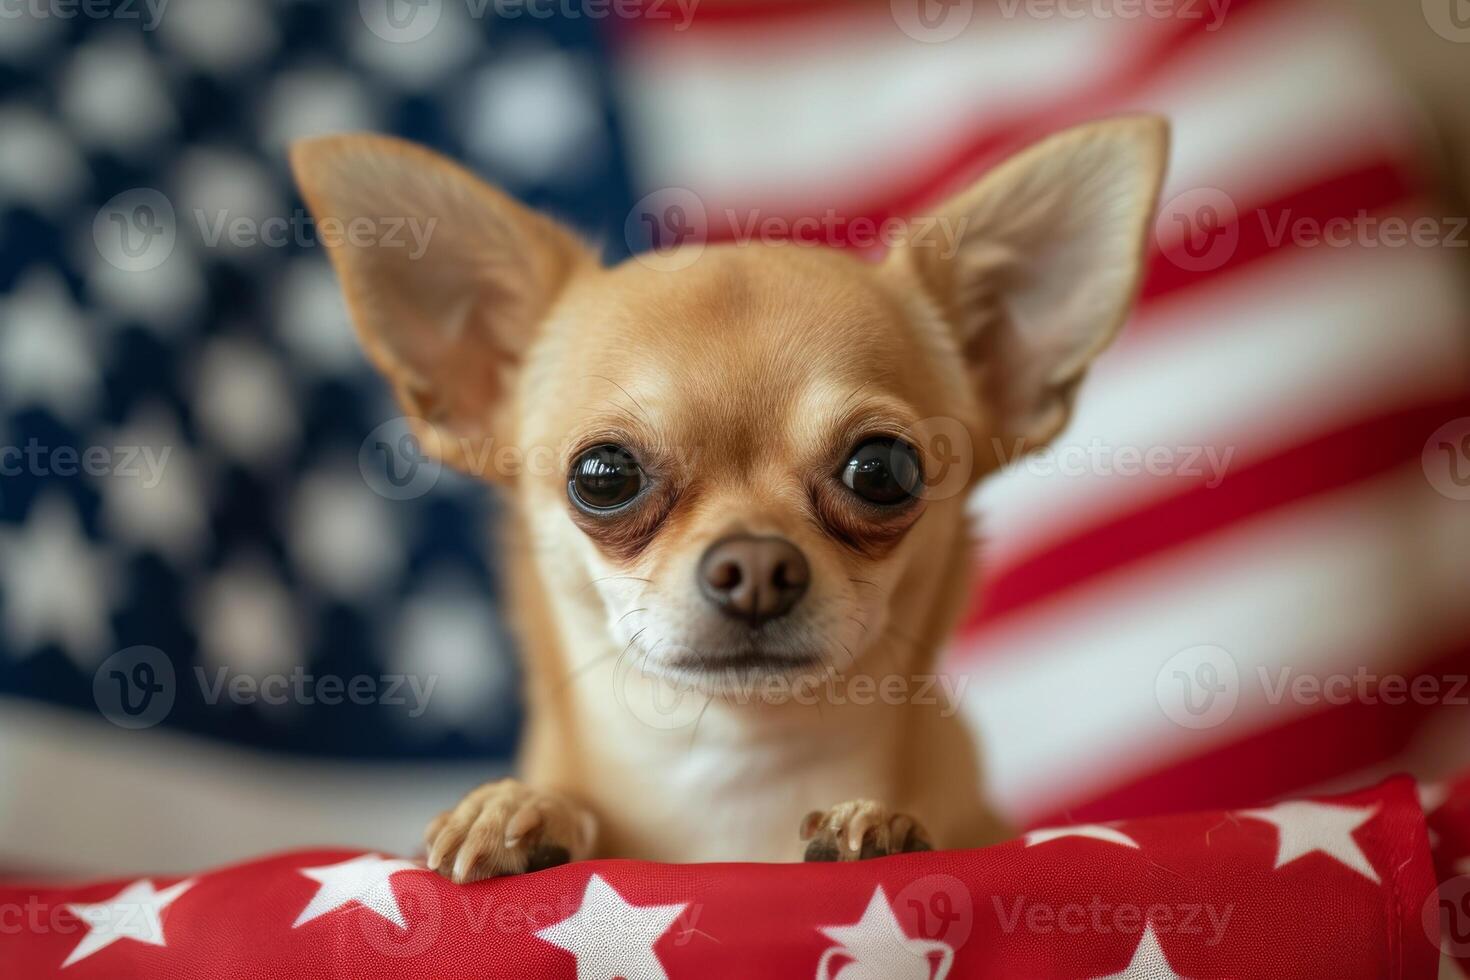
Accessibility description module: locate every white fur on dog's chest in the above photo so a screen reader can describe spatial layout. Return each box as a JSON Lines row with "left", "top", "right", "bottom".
{"left": 660, "top": 747, "right": 849, "bottom": 862}
{"left": 607, "top": 714, "right": 899, "bottom": 863}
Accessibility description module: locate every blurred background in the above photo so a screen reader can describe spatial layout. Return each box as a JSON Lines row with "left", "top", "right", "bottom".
{"left": 1, "top": 0, "right": 1469, "bottom": 876}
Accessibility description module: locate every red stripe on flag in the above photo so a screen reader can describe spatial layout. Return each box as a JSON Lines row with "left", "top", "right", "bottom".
{"left": 1029, "top": 636, "right": 1470, "bottom": 825}
{"left": 610, "top": 0, "right": 1263, "bottom": 37}
{"left": 957, "top": 392, "right": 1470, "bottom": 641}
{"left": 1140, "top": 158, "right": 1424, "bottom": 307}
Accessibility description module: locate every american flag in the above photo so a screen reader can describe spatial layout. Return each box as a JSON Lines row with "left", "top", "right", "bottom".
{"left": 1, "top": 772, "right": 1465, "bottom": 976}
{"left": 1, "top": 0, "right": 1469, "bottom": 903}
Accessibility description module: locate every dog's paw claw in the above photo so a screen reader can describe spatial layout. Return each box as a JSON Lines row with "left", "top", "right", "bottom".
{"left": 424, "top": 779, "right": 594, "bottom": 882}
{"left": 800, "top": 800, "right": 932, "bottom": 861}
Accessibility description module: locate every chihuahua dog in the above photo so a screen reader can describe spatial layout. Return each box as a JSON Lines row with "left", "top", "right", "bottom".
{"left": 290, "top": 115, "right": 1168, "bottom": 882}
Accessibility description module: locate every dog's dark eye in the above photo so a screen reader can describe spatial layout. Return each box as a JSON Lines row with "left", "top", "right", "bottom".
{"left": 841, "top": 438, "right": 923, "bottom": 505}
{"left": 569, "top": 444, "right": 644, "bottom": 512}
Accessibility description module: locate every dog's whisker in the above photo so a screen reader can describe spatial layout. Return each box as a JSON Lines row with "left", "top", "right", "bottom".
{"left": 579, "top": 575, "right": 653, "bottom": 596}
{"left": 616, "top": 607, "right": 649, "bottom": 624}
{"left": 836, "top": 379, "right": 878, "bottom": 416}
{"left": 636, "top": 636, "right": 664, "bottom": 675}
{"left": 584, "top": 374, "right": 652, "bottom": 425}
{"left": 613, "top": 627, "right": 650, "bottom": 675}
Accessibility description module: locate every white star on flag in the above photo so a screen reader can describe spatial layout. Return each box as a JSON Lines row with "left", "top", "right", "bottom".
{"left": 0, "top": 492, "right": 117, "bottom": 667}
{"left": 1240, "top": 801, "right": 1381, "bottom": 883}
{"left": 1090, "top": 923, "right": 1186, "bottom": 979}
{"left": 1024, "top": 824, "right": 1140, "bottom": 849}
{"left": 534, "top": 873, "right": 687, "bottom": 980}
{"left": 293, "top": 854, "right": 429, "bottom": 928}
{"left": 62, "top": 877, "right": 194, "bottom": 967}
{"left": 817, "top": 886, "right": 956, "bottom": 980}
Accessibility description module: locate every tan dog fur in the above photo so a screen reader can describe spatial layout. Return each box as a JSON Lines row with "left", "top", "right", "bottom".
{"left": 290, "top": 116, "right": 1169, "bottom": 881}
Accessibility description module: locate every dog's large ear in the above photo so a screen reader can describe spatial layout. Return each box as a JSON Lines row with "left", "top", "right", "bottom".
{"left": 889, "top": 116, "right": 1168, "bottom": 457}
{"left": 289, "top": 133, "right": 590, "bottom": 473}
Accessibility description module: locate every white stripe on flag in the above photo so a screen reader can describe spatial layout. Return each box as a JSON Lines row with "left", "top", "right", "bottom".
{"left": 973, "top": 238, "right": 1470, "bottom": 570}
{"left": 615, "top": 13, "right": 1139, "bottom": 208}
{"left": 0, "top": 698, "right": 500, "bottom": 875}
{"left": 957, "top": 466, "right": 1470, "bottom": 821}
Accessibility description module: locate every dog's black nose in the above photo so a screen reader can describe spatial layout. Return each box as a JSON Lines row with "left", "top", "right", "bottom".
{"left": 697, "top": 535, "right": 810, "bottom": 626}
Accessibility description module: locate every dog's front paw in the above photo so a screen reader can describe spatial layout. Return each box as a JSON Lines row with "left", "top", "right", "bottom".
{"left": 424, "top": 779, "right": 596, "bottom": 883}
{"left": 800, "top": 800, "right": 933, "bottom": 861}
